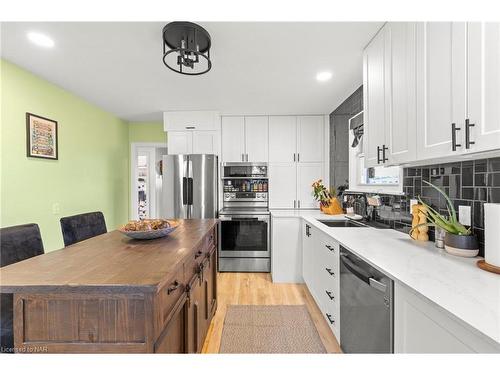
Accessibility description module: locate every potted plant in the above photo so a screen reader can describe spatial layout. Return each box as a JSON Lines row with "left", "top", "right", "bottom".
{"left": 312, "top": 180, "right": 343, "bottom": 215}
{"left": 410, "top": 180, "right": 479, "bottom": 257}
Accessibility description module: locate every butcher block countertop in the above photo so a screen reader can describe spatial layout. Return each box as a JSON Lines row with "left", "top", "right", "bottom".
{"left": 0, "top": 219, "right": 218, "bottom": 294}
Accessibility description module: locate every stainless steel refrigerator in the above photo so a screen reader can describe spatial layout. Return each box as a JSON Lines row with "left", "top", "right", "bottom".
{"left": 160, "top": 154, "right": 218, "bottom": 219}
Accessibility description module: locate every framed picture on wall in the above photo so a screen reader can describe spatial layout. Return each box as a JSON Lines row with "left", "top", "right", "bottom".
{"left": 26, "top": 112, "right": 58, "bottom": 160}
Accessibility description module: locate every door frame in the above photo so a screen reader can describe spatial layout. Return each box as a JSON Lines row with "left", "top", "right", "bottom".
{"left": 130, "top": 142, "right": 167, "bottom": 220}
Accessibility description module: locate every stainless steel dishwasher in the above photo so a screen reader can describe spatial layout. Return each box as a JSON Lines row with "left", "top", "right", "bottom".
{"left": 339, "top": 245, "right": 393, "bottom": 353}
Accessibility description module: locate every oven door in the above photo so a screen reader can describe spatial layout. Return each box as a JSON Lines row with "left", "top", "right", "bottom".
{"left": 219, "top": 214, "right": 270, "bottom": 258}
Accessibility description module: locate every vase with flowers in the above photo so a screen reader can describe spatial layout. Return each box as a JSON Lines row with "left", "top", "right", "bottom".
{"left": 312, "top": 179, "right": 343, "bottom": 215}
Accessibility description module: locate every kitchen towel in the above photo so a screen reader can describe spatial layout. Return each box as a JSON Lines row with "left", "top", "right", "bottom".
{"left": 484, "top": 203, "right": 500, "bottom": 267}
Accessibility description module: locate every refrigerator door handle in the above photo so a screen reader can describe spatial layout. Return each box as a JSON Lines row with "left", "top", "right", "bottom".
{"left": 182, "top": 177, "right": 188, "bottom": 205}
{"left": 187, "top": 177, "right": 194, "bottom": 205}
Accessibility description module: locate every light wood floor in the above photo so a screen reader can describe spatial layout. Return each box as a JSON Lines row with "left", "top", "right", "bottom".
{"left": 201, "top": 272, "right": 342, "bottom": 353}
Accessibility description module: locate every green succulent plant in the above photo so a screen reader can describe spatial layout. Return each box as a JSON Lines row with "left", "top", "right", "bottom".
{"left": 410, "top": 180, "right": 471, "bottom": 236}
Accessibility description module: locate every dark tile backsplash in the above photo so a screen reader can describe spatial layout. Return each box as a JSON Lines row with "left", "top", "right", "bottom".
{"left": 344, "top": 157, "right": 500, "bottom": 257}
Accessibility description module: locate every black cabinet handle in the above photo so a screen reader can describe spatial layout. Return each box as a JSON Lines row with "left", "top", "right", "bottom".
{"left": 326, "top": 290, "right": 335, "bottom": 300}
{"left": 382, "top": 145, "right": 388, "bottom": 163}
{"left": 325, "top": 268, "right": 335, "bottom": 276}
{"left": 195, "top": 250, "right": 203, "bottom": 259}
{"left": 452, "top": 123, "right": 461, "bottom": 151}
{"left": 325, "top": 244, "right": 334, "bottom": 252}
{"left": 167, "top": 280, "right": 180, "bottom": 294}
{"left": 305, "top": 224, "right": 311, "bottom": 237}
{"left": 326, "top": 313, "right": 335, "bottom": 325}
{"left": 377, "top": 146, "right": 382, "bottom": 164}
{"left": 465, "top": 118, "right": 475, "bottom": 149}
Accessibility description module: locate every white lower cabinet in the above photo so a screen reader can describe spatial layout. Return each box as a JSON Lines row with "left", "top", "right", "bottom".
{"left": 271, "top": 217, "right": 303, "bottom": 283}
{"left": 302, "top": 221, "right": 340, "bottom": 340}
{"left": 394, "top": 282, "right": 500, "bottom": 353}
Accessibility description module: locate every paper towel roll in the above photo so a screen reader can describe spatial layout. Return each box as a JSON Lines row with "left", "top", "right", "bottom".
{"left": 484, "top": 203, "right": 500, "bottom": 267}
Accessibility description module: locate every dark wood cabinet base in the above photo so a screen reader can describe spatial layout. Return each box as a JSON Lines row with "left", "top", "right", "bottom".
{"left": 2, "top": 220, "right": 218, "bottom": 354}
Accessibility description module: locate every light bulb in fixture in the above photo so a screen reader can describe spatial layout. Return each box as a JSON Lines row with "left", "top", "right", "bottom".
{"left": 27, "top": 32, "right": 55, "bottom": 48}
{"left": 316, "top": 71, "right": 332, "bottom": 82}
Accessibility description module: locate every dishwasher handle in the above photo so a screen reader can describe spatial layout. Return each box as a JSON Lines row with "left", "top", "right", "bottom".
{"left": 341, "top": 253, "right": 387, "bottom": 293}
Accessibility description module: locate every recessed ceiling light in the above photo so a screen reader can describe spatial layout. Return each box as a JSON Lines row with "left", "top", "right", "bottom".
{"left": 316, "top": 71, "right": 332, "bottom": 82}
{"left": 27, "top": 32, "right": 55, "bottom": 48}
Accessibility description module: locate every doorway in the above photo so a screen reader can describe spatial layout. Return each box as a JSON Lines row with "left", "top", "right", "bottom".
{"left": 130, "top": 143, "right": 167, "bottom": 220}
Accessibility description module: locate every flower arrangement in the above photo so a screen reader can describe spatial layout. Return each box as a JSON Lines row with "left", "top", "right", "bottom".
{"left": 312, "top": 179, "right": 336, "bottom": 207}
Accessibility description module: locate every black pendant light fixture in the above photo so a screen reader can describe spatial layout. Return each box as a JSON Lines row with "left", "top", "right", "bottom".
{"left": 162, "top": 22, "right": 212, "bottom": 75}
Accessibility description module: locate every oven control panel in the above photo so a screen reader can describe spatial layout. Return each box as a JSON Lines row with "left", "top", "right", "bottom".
{"left": 224, "top": 192, "right": 268, "bottom": 202}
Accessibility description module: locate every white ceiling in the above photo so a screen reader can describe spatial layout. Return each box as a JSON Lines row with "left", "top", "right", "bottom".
{"left": 1, "top": 22, "right": 382, "bottom": 122}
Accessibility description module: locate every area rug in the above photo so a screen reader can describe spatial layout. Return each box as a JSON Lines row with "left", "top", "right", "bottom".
{"left": 219, "top": 305, "right": 326, "bottom": 353}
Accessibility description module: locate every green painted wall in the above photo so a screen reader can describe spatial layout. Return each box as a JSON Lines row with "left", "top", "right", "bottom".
{"left": 1, "top": 59, "right": 129, "bottom": 252}
{"left": 128, "top": 121, "right": 165, "bottom": 143}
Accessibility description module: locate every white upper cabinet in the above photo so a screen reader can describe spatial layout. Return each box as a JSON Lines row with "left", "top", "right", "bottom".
{"left": 268, "top": 163, "right": 297, "bottom": 209}
{"left": 167, "top": 132, "right": 192, "bottom": 154}
{"left": 221, "top": 116, "right": 246, "bottom": 162}
{"left": 466, "top": 22, "right": 500, "bottom": 153}
{"left": 297, "top": 116, "right": 324, "bottom": 163}
{"left": 163, "top": 111, "right": 220, "bottom": 131}
{"left": 192, "top": 131, "right": 219, "bottom": 155}
{"left": 385, "top": 22, "right": 417, "bottom": 165}
{"left": 168, "top": 131, "right": 219, "bottom": 155}
{"left": 416, "top": 22, "right": 467, "bottom": 160}
{"left": 363, "top": 26, "right": 388, "bottom": 167}
{"left": 244, "top": 116, "right": 269, "bottom": 162}
{"left": 269, "top": 116, "right": 297, "bottom": 163}
{"left": 297, "top": 163, "right": 323, "bottom": 209}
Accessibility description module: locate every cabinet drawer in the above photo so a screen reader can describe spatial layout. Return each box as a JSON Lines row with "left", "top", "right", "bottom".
{"left": 184, "top": 245, "right": 205, "bottom": 284}
{"left": 205, "top": 228, "right": 216, "bottom": 251}
{"left": 156, "top": 267, "right": 186, "bottom": 331}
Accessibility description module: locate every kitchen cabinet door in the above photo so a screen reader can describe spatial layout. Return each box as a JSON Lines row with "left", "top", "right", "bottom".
{"left": 271, "top": 217, "right": 303, "bottom": 283}
{"left": 394, "top": 282, "right": 500, "bottom": 353}
{"left": 154, "top": 295, "right": 187, "bottom": 353}
{"left": 186, "top": 275, "right": 203, "bottom": 353}
{"left": 416, "top": 22, "right": 467, "bottom": 160}
{"left": 297, "top": 116, "right": 324, "bottom": 163}
{"left": 269, "top": 116, "right": 297, "bottom": 163}
{"left": 221, "top": 116, "right": 245, "bottom": 162}
{"left": 168, "top": 131, "right": 193, "bottom": 154}
{"left": 385, "top": 22, "right": 418, "bottom": 165}
{"left": 297, "top": 163, "right": 323, "bottom": 209}
{"left": 363, "top": 26, "right": 388, "bottom": 167}
{"left": 245, "top": 116, "right": 269, "bottom": 162}
{"left": 206, "top": 247, "right": 217, "bottom": 318}
{"left": 192, "top": 131, "right": 219, "bottom": 155}
{"left": 466, "top": 22, "right": 500, "bottom": 153}
{"left": 269, "top": 163, "right": 297, "bottom": 209}
{"left": 302, "top": 221, "right": 315, "bottom": 293}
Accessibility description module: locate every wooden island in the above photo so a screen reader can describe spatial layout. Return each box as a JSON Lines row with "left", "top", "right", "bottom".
{"left": 0, "top": 219, "right": 218, "bottom": 353}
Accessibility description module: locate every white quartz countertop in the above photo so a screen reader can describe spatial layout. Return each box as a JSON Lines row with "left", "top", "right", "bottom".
{"left": 271, "top": 209, "right": 500, "bottom": 346}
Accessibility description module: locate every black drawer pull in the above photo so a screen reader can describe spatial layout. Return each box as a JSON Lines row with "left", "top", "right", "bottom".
{"left": 195, "top": 250, "right": 203, "bottom": 259}
{"left": 325, "top": 268, "right": 335, "bottom": 276}
{"left": 326, "top": 313, "right": 335, "bottom": 325}
{"left": 325, "top": 290, "right": 335, "bottom": 301}
{"left": 167, "top": 280, "right": 180, "bottom": 295}
{"left": 325, "top": 244, "right": 334, "bottom": 252}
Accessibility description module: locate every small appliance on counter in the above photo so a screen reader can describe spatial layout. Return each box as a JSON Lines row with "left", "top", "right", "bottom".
{"left": 219, "top": 162, "right": 270, "bottom": 272}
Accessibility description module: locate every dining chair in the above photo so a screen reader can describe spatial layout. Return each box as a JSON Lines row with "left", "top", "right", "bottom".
{"left": 60, "top": 211, "right": 107, "bottom": 247}
{"left": 0, "top": 223, "right": 45, "bottom": 353}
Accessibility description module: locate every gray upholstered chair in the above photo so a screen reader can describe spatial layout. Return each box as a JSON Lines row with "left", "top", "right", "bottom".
{"left": 60, "top": 211, "right": 107, "bottom": 247}
{"left": 0, "top": 224, "right": 45, "bottom": 353}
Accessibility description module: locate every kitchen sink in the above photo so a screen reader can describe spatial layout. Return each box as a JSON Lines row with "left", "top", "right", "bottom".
{"left": 319, "top": 219, "right": 392, "bottom": 229}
